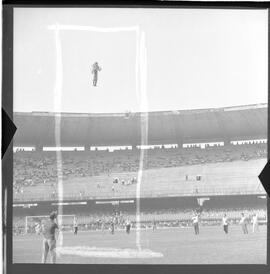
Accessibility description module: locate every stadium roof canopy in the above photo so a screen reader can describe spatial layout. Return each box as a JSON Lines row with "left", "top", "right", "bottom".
{"left": 13, "top": 104, "right": 267, "bottom": 147}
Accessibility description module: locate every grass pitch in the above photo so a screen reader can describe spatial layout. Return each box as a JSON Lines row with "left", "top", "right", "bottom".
{"left": 13, "top": 225, "right": 267, "bottom": 264}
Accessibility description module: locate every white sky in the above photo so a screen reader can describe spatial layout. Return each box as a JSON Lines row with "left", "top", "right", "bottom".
{"left": 14, "top": 8, "right": 268, "bottom": 113}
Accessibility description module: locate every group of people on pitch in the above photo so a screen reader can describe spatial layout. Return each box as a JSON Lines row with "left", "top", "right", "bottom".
{"left": 35, "top": 210, "right": 261, "bottom": 263}
{"left": 108, "top": 217, "right": 131, "bottom": 235}
{"left": 191, "top": 211, "right": 260, "bottom": 235}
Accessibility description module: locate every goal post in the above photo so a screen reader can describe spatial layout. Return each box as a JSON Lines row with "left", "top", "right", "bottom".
{"left": 24, "top": 215, "right": 76, "bottom": 234}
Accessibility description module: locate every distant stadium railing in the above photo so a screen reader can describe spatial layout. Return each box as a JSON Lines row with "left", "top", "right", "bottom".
{"left": 13, "top": 187, "right": 266, "bottom": 202}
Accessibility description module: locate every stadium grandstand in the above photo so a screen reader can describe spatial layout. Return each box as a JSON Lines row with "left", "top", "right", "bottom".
{"left": 13, "top": 104, "right": 267, "bottom": 235}
{"left": 13, "top": 103, "right": 266, "bottom": 148}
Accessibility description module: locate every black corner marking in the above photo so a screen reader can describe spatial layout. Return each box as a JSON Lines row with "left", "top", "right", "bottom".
{"left": 2, "top": 108, "right": 17, "bottom": 159}
{"left": 258, "top": 161, "right": 270, "bottom": 197}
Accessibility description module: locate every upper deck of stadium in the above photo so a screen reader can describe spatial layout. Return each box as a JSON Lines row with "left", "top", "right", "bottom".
{"left": 13, "top": 103, "right": 267, "bottom": 147}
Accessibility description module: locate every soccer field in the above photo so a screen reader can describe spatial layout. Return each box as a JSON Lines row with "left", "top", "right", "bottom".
{"left": 13, "top": 225, "right": 267, "bottom": 264}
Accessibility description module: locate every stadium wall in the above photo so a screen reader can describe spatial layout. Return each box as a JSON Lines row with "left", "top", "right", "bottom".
{"left": 13, "top": 195, "right": 267, "bottom": 217}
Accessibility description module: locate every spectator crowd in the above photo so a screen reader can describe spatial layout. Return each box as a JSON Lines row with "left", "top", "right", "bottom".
{"left": 14, "top": 142, "right": 267, "bottom": 195}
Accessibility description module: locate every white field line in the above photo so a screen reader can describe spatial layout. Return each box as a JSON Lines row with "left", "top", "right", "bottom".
{"left": 56, "top": 246, "right": 163, "bottom": 258}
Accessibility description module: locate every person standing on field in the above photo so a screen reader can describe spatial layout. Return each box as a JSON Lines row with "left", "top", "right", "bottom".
{"left": 239, "top": 213, "right": 248, "bottom": 234}
{"left": 222, "top": 214, "right": 229, "bottom": 234}
{"left": 252, "top": 213, "right": 259, "bottom": 233}
{"left": 40, "top": 211, "right": 59, "bottom": 263}
{"left": 192, "top": 212, "right": 200, "bottom": 235}
{"left": 125, "top": 218, "right": 131, "bottom": 234}
{"left": 73, "top": 217, "right": 78, "bottom": 235}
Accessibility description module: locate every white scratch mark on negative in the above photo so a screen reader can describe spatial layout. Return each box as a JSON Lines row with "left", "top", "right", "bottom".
{"left": 48, "top": 25, "right": 139, "bottom": 32}
{"left": 56, "top": 246, "right": 163, "bottom": 259}
{"left": 135, "top": 30, "right": 148, "bottom": 251}
{"left": 49, "top": 23, "right": 145, "bottom": 252}
{"left": 53, "top": 23, "right": 64, "bottom": 247}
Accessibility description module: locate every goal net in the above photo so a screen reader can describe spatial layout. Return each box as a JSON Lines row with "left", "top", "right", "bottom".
{"left": 24, "top": 215, "right": 76, "bottom": 234}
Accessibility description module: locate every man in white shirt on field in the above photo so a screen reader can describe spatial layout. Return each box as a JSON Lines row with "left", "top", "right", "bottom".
{"left": 252, "top": 213, "right": 259, "bottom": 233}
{"left": 222, "top": 214, "right": 229, "bottom": 234}
{"left": 192, "top": 212, "right": 200, "bottom": 235}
